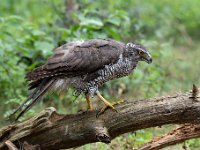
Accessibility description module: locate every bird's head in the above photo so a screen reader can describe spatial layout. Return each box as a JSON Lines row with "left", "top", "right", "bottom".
{"left": 125, "top": 43, "right": 152, "bottom": 64}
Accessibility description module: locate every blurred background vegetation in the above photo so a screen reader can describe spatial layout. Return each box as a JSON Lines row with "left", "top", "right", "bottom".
{"left": 0, "top": 0, "right": 200, "bottom": 149}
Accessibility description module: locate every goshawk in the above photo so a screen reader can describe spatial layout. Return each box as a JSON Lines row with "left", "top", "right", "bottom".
{"left": 13, "top": 38, "right": 152, "bottom": 120}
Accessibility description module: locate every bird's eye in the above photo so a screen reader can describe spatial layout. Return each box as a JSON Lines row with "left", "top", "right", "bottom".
{"left": 139, "top": 51, "right": 144, "bottom": 55}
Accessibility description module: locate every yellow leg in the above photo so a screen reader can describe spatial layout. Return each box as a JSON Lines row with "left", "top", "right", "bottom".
{"left": 96, "top": 91, "right": 124, "bottom": 115}
{"left": 96, "top": 92, "right": 115, "bottom": 109}
{"left": 86, "top": 94, "right": 93, "bottom": 111}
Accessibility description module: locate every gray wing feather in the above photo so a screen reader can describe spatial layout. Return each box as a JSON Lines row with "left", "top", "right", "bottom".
{"left": 26, "top": 39, "right": 125, "bottom": 81}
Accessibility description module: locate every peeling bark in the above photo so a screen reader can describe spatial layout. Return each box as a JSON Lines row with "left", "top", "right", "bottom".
{"left": 0, "top": 88, "right": 200, "bottom": 150}
{"left": 138, "top": 123, "right": 200, "bottom": 150}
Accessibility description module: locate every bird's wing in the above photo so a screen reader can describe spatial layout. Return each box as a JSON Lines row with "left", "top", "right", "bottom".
{"left": 26, "top": 39, "right": 125, "bottom": 81}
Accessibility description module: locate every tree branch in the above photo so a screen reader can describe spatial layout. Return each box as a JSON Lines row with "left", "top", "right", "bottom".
{"left": 138, "top": 123, "right": 200, "bottom": 150}
{"left": 0, "top": 87, "right": 200, "bottom": 150}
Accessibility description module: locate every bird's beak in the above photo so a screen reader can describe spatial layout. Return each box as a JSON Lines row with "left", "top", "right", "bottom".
{"left": 143, "top": 53, "right": 152, "bottom": 64}
{"left": 147, "top": 57, "right": 152, "bottom": 64}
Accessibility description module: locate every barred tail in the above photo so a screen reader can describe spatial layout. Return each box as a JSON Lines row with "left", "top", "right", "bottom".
{"left": 11, "top": 78, "right": 55, "bottom": 120}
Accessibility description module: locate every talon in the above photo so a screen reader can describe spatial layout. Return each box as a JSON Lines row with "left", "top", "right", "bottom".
{"left": 96, "top": 104, "right": 118, "bottom": 117}
{"left": 113, "top": 100, "right": 124, "bottom": 105}
{"left": 96, "top": 91, "right": 123, "bottom": 117}
{"left": 96, "top": 107, "right": 107, "bottom": 117}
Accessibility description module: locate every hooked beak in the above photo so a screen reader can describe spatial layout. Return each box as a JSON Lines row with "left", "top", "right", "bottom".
{"left": 147, "top": 57, "right": 152, "bottom": 64}
{"left": 143, "top": 53, "right": 152, "bottom": 64}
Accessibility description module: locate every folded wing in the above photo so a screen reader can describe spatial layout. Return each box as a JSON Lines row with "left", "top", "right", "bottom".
{"left": 26, "top": 39, "right": 125, "bottom": 81}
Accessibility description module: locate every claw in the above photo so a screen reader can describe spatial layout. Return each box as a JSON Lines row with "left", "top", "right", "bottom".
{"left": 96, "top": 105, "right": 118, "bottom": 118}
{"left": 96, "top": 91, "right": 124, "bottom": 117}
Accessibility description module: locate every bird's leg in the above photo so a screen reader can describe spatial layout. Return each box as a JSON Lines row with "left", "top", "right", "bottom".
{"left": 96, "top": 92, "right": 115, "bottom": 109}
{"left": 86, "top": 94, "right": 93, "bottom": 111}
{"left": 96, "top": 91, "right": 118, "bottom": 115}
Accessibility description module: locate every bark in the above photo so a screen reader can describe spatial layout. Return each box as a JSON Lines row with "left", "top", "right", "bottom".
{"left": 0, "top": 86, "right": 200, "bottom": 150}
{"left": 138, "top": 123, "right": 200, "bottom": 150}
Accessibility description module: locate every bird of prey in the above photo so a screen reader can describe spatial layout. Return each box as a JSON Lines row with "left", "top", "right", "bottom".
{"left": 12, "top": 38, "right": 152, "bottom": 120}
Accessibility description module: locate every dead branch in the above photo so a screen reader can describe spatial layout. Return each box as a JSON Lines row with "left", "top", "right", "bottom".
{"left": 138, "top": 123, "right": 200, "bottom": 150}
{"left": 4, "top": 141, "right": 18, "bottom": 150}
{"left": 0, "top": 87, "right": 200, "bottom": 150}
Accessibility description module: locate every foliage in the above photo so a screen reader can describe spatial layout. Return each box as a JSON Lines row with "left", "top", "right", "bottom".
{"left": 0, "top": 0, "right": 200, "bottom": 149}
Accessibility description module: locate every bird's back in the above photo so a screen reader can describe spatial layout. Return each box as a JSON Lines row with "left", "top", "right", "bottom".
{"left": 26, "top": 39, "right": 125, "bottom": 82}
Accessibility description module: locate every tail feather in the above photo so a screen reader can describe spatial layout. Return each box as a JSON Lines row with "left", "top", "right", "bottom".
{"left": 28, "top": 79, "right": 44, "bottom": 90}
{"left": 11, "top": 78, "right": 55, "bottom": 120}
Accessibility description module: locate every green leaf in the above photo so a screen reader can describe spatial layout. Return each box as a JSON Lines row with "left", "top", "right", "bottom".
{"left": 32, "top": 30, "right": 45, "bottom": 37}
{"left": 80, "top": 17, "right": 103, "bottom": 29}
{"left": 34, "top": 41, "right": 54, "bottom": 57}
{"left": 104, "top": 27, "right": 120, "bottom": 39}
{"left": 106, "top": 17, "right": 121, "bottom": 26}
{"left": 5, "top": 15, "right": 23, "bottom": 22}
